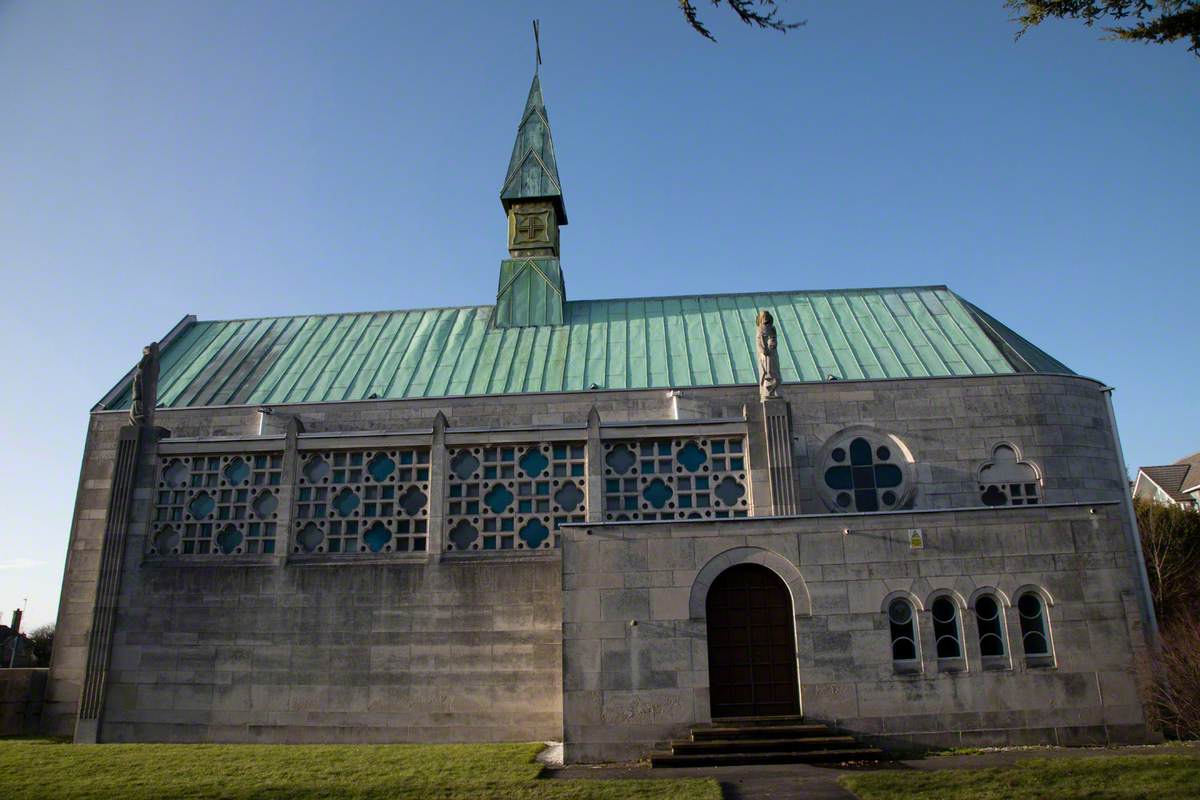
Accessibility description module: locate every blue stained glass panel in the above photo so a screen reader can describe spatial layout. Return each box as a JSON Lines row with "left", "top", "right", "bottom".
{"left": 333, "top": 488, "right": 360, "bottom": 517}
{"left": 676, "top": 441, "right": 707, "bottom": 472}
{"left": 875, "top": 464, "right": 903, "bottom": 488}
{"left": 643, "top": 478, "right": 673, "bottom": 509}
{"left": 825, "top": 467, "right": 853, "bottom": 490}
{"left": 850, "top": 438, "right": 873, "bottom": 466}
{"left": 484, "top": 484, "right": 514, "bottom": 513}
{"left": 363, "top": 522, "right": 391, "bottom": 553}
{"left": 519, "top": 519, "right": 550, "bottom": 549}
{"left": 367, "top": 453, "right": 395, "bottom": 482}
{"left": 224, "top": 458, "right": 250, "bottom": 485}
{"left": 519, "top": 448, "right": 549, "bottom": 477}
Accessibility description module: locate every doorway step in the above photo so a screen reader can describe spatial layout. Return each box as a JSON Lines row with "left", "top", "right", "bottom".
{"left": 648, "top": 715, "right": 884, "bottom": 767}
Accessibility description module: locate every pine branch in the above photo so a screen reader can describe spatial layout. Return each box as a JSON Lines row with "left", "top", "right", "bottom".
{"left": 679, "top": 0, "right": 805, "bottom": 42}
{"left": 1005, "top": 0, "right": 1199, "bottom": 57}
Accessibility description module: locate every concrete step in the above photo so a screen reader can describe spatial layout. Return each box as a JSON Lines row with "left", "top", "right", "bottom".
{"left": 690, "top": 723, "right": 832, "bottom": 740}
{"left": 673, "top": 735, "right": 861, "bottom": 754}
{"left": 708, "top": 714, "right": 807, "bottom": 727}
{"left": 649, "top": 747, "right": 885, "bottom": 768}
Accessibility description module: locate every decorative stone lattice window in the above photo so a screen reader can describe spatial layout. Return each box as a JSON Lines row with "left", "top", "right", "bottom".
{"left": 151, "top": 454, "right": 283, "bottom": 555}
{"left": 887, "top": 598, "right": 921, "bottom": 673}
{"left": 978, "top": 443, "right": 1041, "bottom": 507}
{"left": 602, "top": 438, "right": 749, "bottom": 521}
{"left": 974, "top": 594, "right": 1009, "bottom": 670}
{"left": 445, "top": 443, "right": 586, "bottom": 551}
{"left": 816, "top": 428, "right": 915, "bottom": 513}
{"left": 294, "top": 449, "right": 430, "bottom": 554}
{"left": 1017, "top": 590, "right": 1054, "bottom": 667}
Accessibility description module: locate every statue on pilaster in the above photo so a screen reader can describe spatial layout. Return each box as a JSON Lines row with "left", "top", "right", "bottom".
{"left": 756, "top": 311, "right": 781, "bottom": 401}
{"left": 129, "top": 342, "right": 160, "bottom": 427}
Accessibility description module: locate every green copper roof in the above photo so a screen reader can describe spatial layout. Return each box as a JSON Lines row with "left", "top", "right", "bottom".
{"left": 495, "top": 258, "right": 566, "bottom": 327}
{"left": 961, "top": 300, "right": 1073, "bottom": 374}
{"left": 500, "top": 74, "right": 567, "bottom": 223}
{"left": 100, "top": 286, "right": 1072, "bottom": 410}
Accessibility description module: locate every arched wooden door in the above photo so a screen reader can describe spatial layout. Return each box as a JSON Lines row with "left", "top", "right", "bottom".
{"left": 705, "top": 563, "right": 800, "bottom": 718}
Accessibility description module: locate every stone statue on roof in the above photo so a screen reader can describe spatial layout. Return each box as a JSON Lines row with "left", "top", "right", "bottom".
{"left": 129, "top": 342, "right": 160, "bottom": 427}
{"left": 756, "top": 310, "right": 780, "bottom": 401}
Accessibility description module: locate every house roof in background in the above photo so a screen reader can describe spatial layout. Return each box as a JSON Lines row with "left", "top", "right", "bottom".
{"left": 1138, "top": 460, "right": 1200, "bottom": 502}
{"left": 97, "top": 285, "right": 1072, "bottom": 410}
{"left": 1175, "top": 451, "right": 1200, "bottom": 493}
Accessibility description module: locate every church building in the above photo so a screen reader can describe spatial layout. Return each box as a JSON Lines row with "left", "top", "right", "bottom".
{"left": 47, "top": 68, "right": 1157, "bottom": 762}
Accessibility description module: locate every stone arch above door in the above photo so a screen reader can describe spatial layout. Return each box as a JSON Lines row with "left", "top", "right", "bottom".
{"left": 689, "top": 546, "right": 812, "bottom": 619}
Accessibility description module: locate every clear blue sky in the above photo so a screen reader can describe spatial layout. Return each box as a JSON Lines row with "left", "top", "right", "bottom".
{"left": 1, "top": 1, "right": 1196, "bottom": 628}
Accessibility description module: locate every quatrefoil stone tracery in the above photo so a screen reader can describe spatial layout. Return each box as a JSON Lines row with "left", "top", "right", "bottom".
{"left": 151, "top": 453, "right": 284, "bottom": 555}
{"left": 445, "top": 443, "right": 586, "bottom": 551}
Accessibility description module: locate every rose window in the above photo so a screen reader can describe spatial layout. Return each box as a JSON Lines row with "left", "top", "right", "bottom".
{"left": 817, "top": 429, "right": 914, "bottom": 513}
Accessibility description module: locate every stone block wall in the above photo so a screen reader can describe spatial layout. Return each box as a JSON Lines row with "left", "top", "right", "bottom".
{"left": 561, "top": 503, "right": 1152, "bottom": 763}
{"left": 45, "top": 390, "right": 687, "bottom": 738}
{"left": 775, "top": 373, "right": 1127, "bottom": 512}
{"left": 0, "top": 669, "right": 47, "bottom": 736}
{"left": 98, "top": 556, "right": 561, "bottom": 743}
{"left": 43, "top": 416, "right": 123, "bottom": 736}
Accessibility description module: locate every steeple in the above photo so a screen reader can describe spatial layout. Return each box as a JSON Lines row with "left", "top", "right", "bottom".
{"left": 500, "top": 74, "right": 568, "bottom": 227}
{"left": 495, "top": 69, "right": 568, "bottom": 328}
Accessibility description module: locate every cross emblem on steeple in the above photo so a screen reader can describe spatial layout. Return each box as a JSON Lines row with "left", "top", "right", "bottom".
{"left": 516, "top": 213, "right": 547, "bottom": 242}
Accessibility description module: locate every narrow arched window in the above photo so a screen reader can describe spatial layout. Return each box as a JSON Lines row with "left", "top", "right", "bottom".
{"left": 1017, "top": 591, "right": 1053, "bottom": 666}
{"left": 974, "top": 594, "right": 1009, "bottom": 670}
{"left": 888, "top": 598, "right": 920, "bottom": 672}
{"left": 926, "top": 594, "right": 964, "bottom": 671}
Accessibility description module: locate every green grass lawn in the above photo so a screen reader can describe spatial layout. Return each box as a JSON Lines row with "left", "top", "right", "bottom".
{"left": 841, "top": 754, "right": 1200, "bottom": 800}
{"left": 0, "top": 739, "right": 719, "bottom": 800}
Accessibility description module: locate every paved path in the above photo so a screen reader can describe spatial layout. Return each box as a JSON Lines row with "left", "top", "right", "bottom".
{"left": 544, "top": 743, "right": 1200, "bottom": 800}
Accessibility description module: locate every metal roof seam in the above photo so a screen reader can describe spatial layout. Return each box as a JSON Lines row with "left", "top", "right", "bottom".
{"left": 252, "top": 315, "right": 320, "bottom": 404}
{"left": 874, "top": 295, "right": 929, "bottom": 377}
{"left": 172, "top": 320, "right": 247, "bottom": 408}
{"left": 937, "top": 291, "right": 1004, "bottom": 373}
{"left": 769, "top": 296, "right": 814, "bottom": 381}
{"left": 156, "top": 322, "right": 224, "bottom": 407}
{"left": 382, "top": 308, "right": 437, "bottom": 398}
{"left": 717, "top": 295, "right": 753, "bottom": 384}
{"left": 348, "top": 311, "right": 407, "bottom": 400}
{"left": 225, "top": 316, "right": 300, "bottom": 405}
{"left": 900, "top": 291, "right": 953, "bottom": 376}
{"left": 428, "top": 309, "right": 472, "bottom": 397}
{"left": 200, "top": 317, "right": 279, "bottom": 407}
{"left": 300, "top": 314, "right": 361, "bottom": 403}
{"left": 277, "top": 315, "right": 340, "bottom": 403}
{"left": 330, "top": 311, "right": 385, "bottom": 402}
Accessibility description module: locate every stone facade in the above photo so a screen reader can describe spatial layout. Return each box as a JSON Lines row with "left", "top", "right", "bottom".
{"left": 45, "top": 372, "right": 1156, "bottom": 758}
{"left": 561, "top": 503, "right": 1147, "bottom": 761}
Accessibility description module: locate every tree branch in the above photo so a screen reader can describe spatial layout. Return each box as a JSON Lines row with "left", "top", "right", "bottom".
{"left": 679, "top": 0, "right": 805, "bottom": 42}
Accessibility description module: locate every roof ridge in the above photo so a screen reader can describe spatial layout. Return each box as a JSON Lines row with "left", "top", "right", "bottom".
{"left": 567, "top": 284, "right": 954, "bottom": 307}
{"left": 199, "top": 303, "right": 496, "bottom": 325}
{"left": 181, "top": 285, "right": 958, "bottom": 326}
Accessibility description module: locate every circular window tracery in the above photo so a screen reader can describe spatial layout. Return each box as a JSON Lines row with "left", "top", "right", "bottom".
{"left": 815, "top": 427, "right": 915, "bottom": 513}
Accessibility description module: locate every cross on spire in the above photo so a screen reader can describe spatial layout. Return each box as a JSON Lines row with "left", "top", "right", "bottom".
{"left": 533, "top": 19, "right": 542, "bottom": 73}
